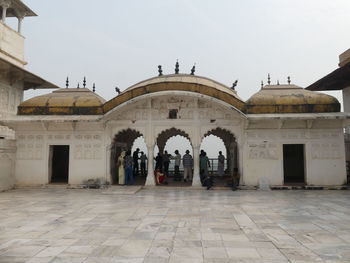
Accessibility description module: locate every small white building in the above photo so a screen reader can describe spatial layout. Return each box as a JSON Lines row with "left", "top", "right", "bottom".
{"left": 0, "top": 1, "right": 348, "bottom": 190}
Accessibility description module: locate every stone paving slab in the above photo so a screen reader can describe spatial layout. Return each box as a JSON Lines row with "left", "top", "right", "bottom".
{"left": 101, "top": 186, "right": 142, "bottom": 195}
{"left": 0, "top": 188, "right": 350, "bottom": 262}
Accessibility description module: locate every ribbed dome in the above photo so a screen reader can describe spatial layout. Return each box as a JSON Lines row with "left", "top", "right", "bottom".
{"left": 246, "top": 84, "right": 340, "bottom": 114}
{"left": 103, "top": 74, "right": 246, "bottom": 113}
{"left": 18, "top": 88, "right": 106, "bottom": 115}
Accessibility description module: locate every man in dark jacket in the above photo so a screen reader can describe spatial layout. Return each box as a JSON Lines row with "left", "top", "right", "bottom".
{"left": 132, "top": 148, "right": 140, "bottom": 177}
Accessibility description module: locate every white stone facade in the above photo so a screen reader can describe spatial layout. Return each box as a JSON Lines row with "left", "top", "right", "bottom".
{"left": 244, "top": 127, "right": 346, "bottom": 186}
{"left": 4, "top": 91, "right": 347, "bottom": 188}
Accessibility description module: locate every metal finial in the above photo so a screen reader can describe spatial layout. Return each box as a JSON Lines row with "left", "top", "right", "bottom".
{"left": 175, "top": 60, "right": 179, "bottom": 74}
{"left": 277, "top": 80, "right": 280, "bottom": 85}
{"left": 158, "top": 65, "right": 163, "bottom": 76}
{"left": 115, "top": 86, "right": 121, "bottom": 95}
{"left": 190, "top": 64, "right": 196, "bottom": 75}
{"left": 287, "top": 76, "right": 291, "bottom": 84}
{"left": 231, "top": 80, "right": 238, "bottom": 90}
{"left": 66, "top": 77, "right": 69, "bottom": 88}
{"left": 83, "top": 77, "right": 86, "bottom": 88}
{"left": 93, "top": 83, "right": 96, "bottom": 92}
{"left": 261, "top": 81, "right": 264, "bottom": 89}
{"left": 267, "top": 74, "right": 271, "bottom": 85}
{"left": 77, "top": 82, "right": 80, "bottom": 89}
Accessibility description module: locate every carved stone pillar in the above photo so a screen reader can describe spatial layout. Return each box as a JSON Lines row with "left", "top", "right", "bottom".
{"left": 1, "top": 1, "right": 11, "bottom": 23}
{"left": 192, "top": 144, "right": 201, "bottom": 187}
{"left": 17, "top": 16, "right": 23, "bottom": 33}
{"left": 145, "top": 144, "right": 155, "bottom": 186}
{"left": 15, "top": 9, "right": 26, "bottom": 33}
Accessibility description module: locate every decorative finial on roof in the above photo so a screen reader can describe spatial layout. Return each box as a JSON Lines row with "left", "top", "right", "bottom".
{"left": 175, "top": 60, "right": 179, "bottom": 74}
{"left": 190, "top": 64, "right": 196, "bottom": 75}
{"left": 267, "top": 74, "right": 271, "bottom": 85}
{"left": 83, "top": 77, "right": 86, "bottom": 88}
{"left": 93, "top": 83, "right": 96, "bottom": 92}
{"left": 77, "top": 82, "right": 80, "bottom": 89}
{"left": 277, "top": 80, "right": 280, "bottom": 85}
{"left": 158, "top": 65, "right": 163, "bottom": 76}
{"left": 261, "top": 81, "right": 264, "bottom": 89}
{"left": 231, "top": 80, "right": 238, "bottom": 90}
{"left": 66, "top": 77, "right": 69, "bottom": 88}
{"left": 115, "top": 86, "right": 121, "bottom": 95}
{"left": 287, "top": 76, "right": 291, "bottom": 84}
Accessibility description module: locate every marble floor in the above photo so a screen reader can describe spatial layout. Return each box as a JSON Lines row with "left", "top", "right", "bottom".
{"left": 1, "top": 188, "right": 350, "bottom": 263}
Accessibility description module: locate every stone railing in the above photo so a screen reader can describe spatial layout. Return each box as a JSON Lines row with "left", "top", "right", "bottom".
{"left": 0, "top": 22, "right": 25, "bottom": 67}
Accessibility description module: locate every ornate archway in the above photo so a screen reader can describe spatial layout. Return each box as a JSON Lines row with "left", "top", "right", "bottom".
{"left": 110, "top": 128, "right": 143, "bottom": 184}
{"left": 156, "top": 127, "right": 192, "bottom": 153}
{"left": 202, "top": 128, "right": 238, "bottom": 178}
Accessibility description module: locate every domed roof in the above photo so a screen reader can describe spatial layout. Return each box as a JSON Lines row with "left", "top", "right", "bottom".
{"left": 103, "top": 74, "right": 246, "bottom": 113}
{"left": 18, "top": 88, "right": 106, "bottom": 115}
{"left": 246, "top": 84, "right": 340, "bottom": 114}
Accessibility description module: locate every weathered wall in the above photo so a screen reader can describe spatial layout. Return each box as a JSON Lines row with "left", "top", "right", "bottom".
{"left": 0, "top": 139, "right": 16, "bottom": 191}
{"left": 0, "top": 79, "right": 24, "bottom": 118}
{"left": 243, "top": 124, "right": 347, "bottom": 186}
{"left": 15, "top": 122, "right": 107, "bottom": 186}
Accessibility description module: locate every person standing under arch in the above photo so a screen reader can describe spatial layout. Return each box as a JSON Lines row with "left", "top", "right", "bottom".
{"left": 132, "top": 148, "right": 140, "bottom": 177}
{"left": 218, "top": 151, "right": 225, "bottom": 177}
{"left": 140, "top": 151, "right": 147, "bottom": 177}
{"left": 183, "top": 150, "right": 193, "bottom": 182}
{"left": 200, "top": 151, "right": 212, "bottom": 189}
{"left": 163, "top": 150, "right": 171, "bottom": 177}
{"left": 117, "top": 151, "right": 126, "bottom": 185}
{"left": 155, "top": 152, "right": 163, "bottom": 172}
{"left": 172, "top": 150, "right": 181, "bottom": 181}
{"left": 124, "top": 150, "right": 134, "bottom": 185}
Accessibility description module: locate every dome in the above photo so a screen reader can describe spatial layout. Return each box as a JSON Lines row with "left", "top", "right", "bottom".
{"left": 246, "top": 84, "right": 340, "bottom": 114}
{"left": 103, "top": 74, "right": 246, "bottom": 113}
{"left": 18, "top": 88, "right": 106, "bottom": 115}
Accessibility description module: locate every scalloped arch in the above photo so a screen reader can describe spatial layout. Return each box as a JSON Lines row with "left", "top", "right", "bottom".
{"left": 156, "top": 127, "right": 192, "bottom": 152}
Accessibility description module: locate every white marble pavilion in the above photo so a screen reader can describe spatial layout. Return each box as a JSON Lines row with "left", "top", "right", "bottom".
{"left": 0, "top": 0, "right": 349, "bottom": 191}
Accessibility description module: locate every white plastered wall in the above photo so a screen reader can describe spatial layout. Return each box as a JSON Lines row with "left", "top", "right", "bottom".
{"left": 243, "top": 120, "right": 347, "bottom": 186}
{"left": 0, "top": 139, "right": 16, "bottom": 191}
{"left": 14, "top": 121, "right": 107, "bottom": 186}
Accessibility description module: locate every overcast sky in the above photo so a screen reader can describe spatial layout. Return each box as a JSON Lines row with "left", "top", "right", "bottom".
{"left": 18, "top": 0, "right": 350, "bottom": 102}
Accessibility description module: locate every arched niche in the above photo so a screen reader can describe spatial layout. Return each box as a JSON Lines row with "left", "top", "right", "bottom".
{"left": 201, "top": 127, "right": 238, "bottom": 176}
{"left": 110, "top": 128, "right": 143, "bottom": 184}
{"left": 156, "top": 127, "right": 192, "bottom": 153}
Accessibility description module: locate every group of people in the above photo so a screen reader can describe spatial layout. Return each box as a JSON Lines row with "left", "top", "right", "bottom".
{"left": 117, "top": 148, "right": 147, "bottom": 185}
{"left": 154, "top": 149, "right": 194, "bottom": 184}
{"left": 117, "top": 148, "right": 227, "bottom": 189}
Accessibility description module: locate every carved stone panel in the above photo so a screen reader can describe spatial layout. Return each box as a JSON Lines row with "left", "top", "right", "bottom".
{"left": 248, "top": 143, "right": 278, "bottom": 160}
{"left": 17, "top": 135, "right": 44, "bottom": 160}
{"left": 73, "top": 134, "right": 102, "bottom": 160}
{"left": 311, "top": 143, "right": 342, "bottom": 159}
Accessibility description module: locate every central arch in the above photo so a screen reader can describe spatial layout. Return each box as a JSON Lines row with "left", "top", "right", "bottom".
{"left": 156, "top": 127, "right": 192, "bottom": 153}
{"left": 154, "top": 127, "right": 193, "bottom": 185}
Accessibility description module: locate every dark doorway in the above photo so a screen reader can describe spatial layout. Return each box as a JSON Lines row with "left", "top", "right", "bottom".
{"left": 283, "top": 144, "right": 305, "bottom": 184}
{"left": 50, "top": 145, "right": 69, "bottom": 183}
